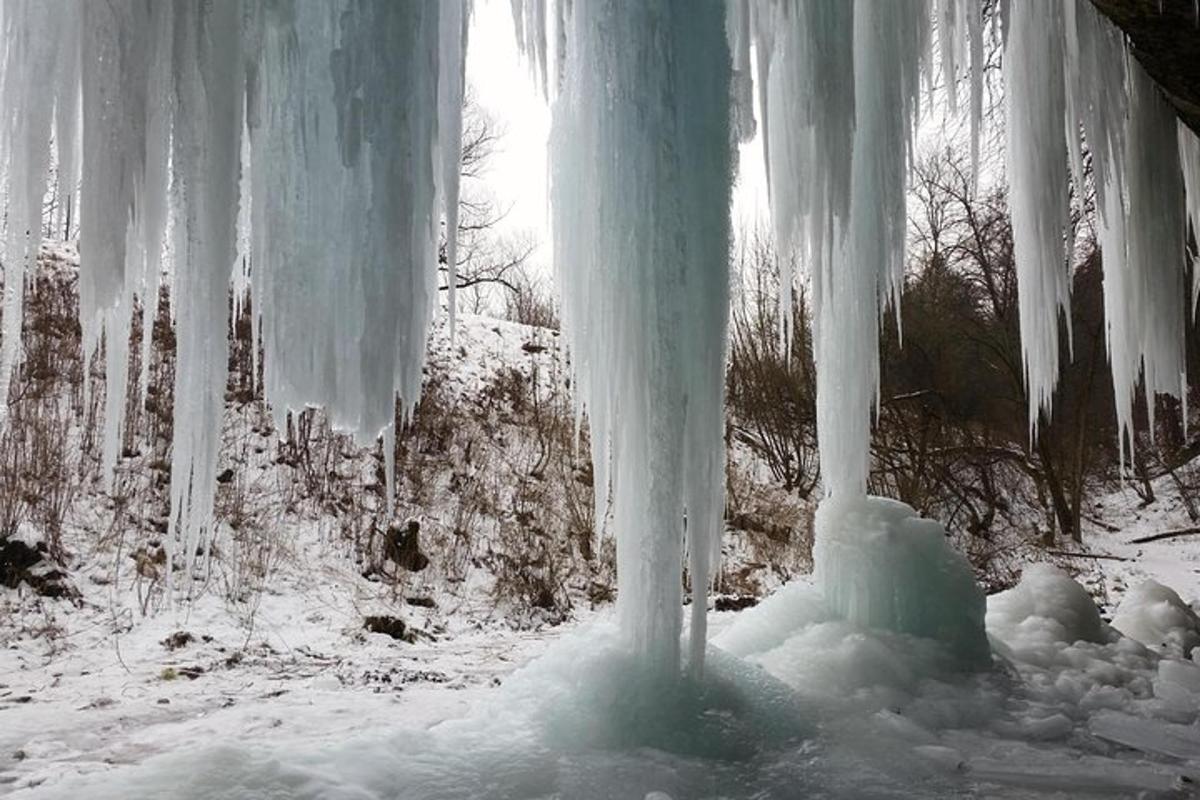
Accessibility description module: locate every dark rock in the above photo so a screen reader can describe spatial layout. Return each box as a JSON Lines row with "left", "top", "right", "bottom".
{"left": 405, "top": 596, "right": 437, "bottom": 608}
{"left": 364, "top": 615, "right": 415, "bottom": 643}
{"left": 384, "top": 519, "right": 429, "bottom": 572}
{"left": 162, "top": 631, "right": 195, "bottom": 651}
{"left": 1093, "top": 0, "right": 1200, "bottom": 136}
{"left": 0, "top": 538, "right": 41, "bottom": 589}
{"left": 714, "top": 595, "right": 759, "bottom": 612}
{"left": 0, "top": 537, "right": 77, "bottom": 599}
{"left": 215, "top": 468, "right": 235, "bottom": 484}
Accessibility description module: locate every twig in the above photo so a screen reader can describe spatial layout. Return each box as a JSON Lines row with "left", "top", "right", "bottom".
{"left": 1127, "top": 527, "right": 1200, "bottom": 545}
{"left": 1048, "top": 550, "right": 1129, "bottom": 561}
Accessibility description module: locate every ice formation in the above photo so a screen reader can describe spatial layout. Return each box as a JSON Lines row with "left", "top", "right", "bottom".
{"left": 1112, "top": 579, "right": 1200, "bottom": 658}
{"left": 1004, "top": 0, "right": 1073, "bottom": 435}
{"left": 0, "top": 1, "right": 471, "bottom": 582}
{"left": 814, "top": 496, "right": 989, "bottom": 666}
{"left": 549, "top": 0, "right": 732, "bottom": 675}
{"left": 1, "top": 0, "right": 1200, "bottom": 679}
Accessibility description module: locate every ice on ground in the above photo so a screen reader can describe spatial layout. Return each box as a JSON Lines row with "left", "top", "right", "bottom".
{"left": 10, "top": 564, "right": 1200, "bottom": 798}
{"left": 987, "top": 563, "right": 1107, "bottom": 651}
{"left": 1112, "top": 580, "right": 1200, "bottom": 658}
{"left": 814, "top": 495, "right": 990, "bottom": 667}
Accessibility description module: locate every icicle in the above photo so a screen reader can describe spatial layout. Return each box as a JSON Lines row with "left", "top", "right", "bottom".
{"left": 1123, "top": 62, "right": 1187, "bottom": 438}
{"left": 52, "top": 11, "right": 80, "bottom": 242}
{"left": 0, "top": 0, "right": 73, "bottom": 423}
{"left": 247, "top": 0, "right": 447, "bottom": 508}
{"left": 759, "top": 0, "right": 927, "bottom": 497}
{"left": 1004, "top": 0, "right": 1073, "bottom": 436}
{"left": 79, "top": 0, "right": 169, "bottom": 486}
{"left": 1182, "top": 124, "right": 1200, "bottom": 313}
{"left": 136, "top": 2, "right": 173, "bottom": 422}
{"left": 552, "top": 0, "right": 732, "bottom": 677}
{"left": 510, "top": 0, "right": 550, "bottom": 95}
{"left": 439, "top": 0, "right": 471, "bottom": 342}
{"left": 166, "top": 0, "right": 244, "bottom": 589}
{"left": 964, "top": 0, "right": 984, "bottom": 184}
{"left": 726, "top": 0, "right": 756, "bottom": 143}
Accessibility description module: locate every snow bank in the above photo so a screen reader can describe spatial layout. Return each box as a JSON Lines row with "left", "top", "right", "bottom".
{"left": 1112, "top": 579, "right": 1200, "bottom": 657}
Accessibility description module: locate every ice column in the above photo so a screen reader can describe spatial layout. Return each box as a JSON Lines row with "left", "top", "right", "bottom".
{"left": 551, "top": 0, "right": 733, "bottom": 676}
{"left": 167, "top": 0, "right": 245, "bottom": 585}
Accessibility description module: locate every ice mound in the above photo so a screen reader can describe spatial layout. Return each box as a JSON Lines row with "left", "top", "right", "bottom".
{"left": 814, "top": 495, "right": 990, "bottom": 667}
{"left": 986, "top": 563, "right": 1107, "bottom": 653}
{"left": 1112, "top": 580, "right": 1200, "bottom": 658}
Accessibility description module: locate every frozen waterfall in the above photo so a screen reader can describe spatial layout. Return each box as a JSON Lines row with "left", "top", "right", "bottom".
{"left": 0, "top": 0, "right": 1199, "bottom": 679}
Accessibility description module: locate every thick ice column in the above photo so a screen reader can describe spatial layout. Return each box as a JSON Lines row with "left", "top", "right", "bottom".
{"left": 551, "top": 0, "right": 732, "bottom": 676}
{"left": 167, "top": 0, "right": 245, "bottom": 584}
{"left": 1004, "top": 0, "right": 1073, "bottom": 435}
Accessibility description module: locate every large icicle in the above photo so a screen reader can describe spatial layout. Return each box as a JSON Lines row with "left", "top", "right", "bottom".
{"left": 1004, "top": 0, "right": 1073, "bottom": 435}
{"left": 79, "top": 0, "right": 176, "bottom": 487}
{"left": 1120, "top": 63, "right": 1187, "bottom": 439}
{"left": 439, "top": 0, "right": 472, "bottom": 340}
{"left": 246, "top": 0, "right": 453, "bottom": 514}
{"left": 551, "top": 0, "right": 732, "bottom": 677}
{"left": 167, "top": 0, "right": 245, "bottom": 586}
{"left": 0, "top": 0, "right": 72, "bottom": 424}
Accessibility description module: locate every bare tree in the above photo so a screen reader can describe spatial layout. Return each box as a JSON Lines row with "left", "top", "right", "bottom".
{"left": 440, "top": 90, "right": 539, "bottom": 316}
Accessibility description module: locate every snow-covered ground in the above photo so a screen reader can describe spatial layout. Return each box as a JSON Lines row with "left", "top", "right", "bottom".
{"left": 6, "top": 250, "right": 1200, "bottom": 797}
{"left": 5, "top": 475, "right": 1200, "bottom": 798}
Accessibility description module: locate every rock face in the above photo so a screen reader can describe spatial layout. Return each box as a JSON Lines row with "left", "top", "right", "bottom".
{"left": 1092, "top": 0, "right": 1200, "bottom": 136}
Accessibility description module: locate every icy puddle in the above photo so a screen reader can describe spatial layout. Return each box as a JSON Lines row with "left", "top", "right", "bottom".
{"left": 6, "top": 566, "right": 1200, "bottom": 799}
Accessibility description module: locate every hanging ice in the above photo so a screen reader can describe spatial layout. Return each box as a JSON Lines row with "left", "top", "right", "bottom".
{"left": 167, "top": 0, "right": 244, "bottom": 582}
{"left": 0, "top": 0, "right": 1199, "bottom": 685}
{"left": 551, "top": 0, "right": 733, "bottom": 677}
{"left": 1004, "top": 0, "right": 1073, "bottom": 435}
{"left": 0, "top": 0, "right": 73, "bottom": 428}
